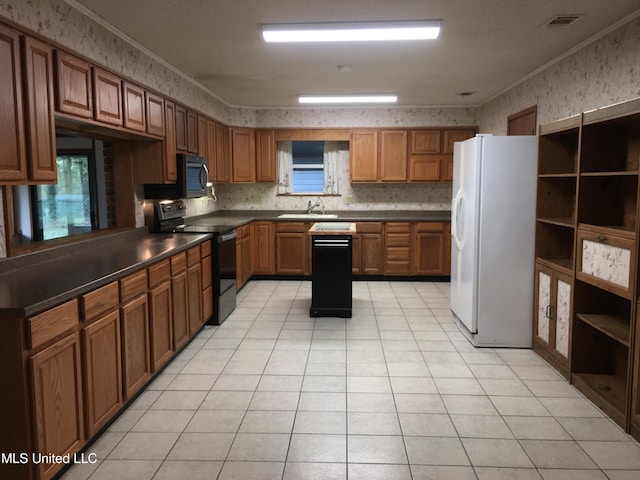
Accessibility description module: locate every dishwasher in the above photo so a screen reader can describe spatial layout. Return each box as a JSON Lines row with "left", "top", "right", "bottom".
{"left": 310, "top": 234, "right": 352, "bottom": 318}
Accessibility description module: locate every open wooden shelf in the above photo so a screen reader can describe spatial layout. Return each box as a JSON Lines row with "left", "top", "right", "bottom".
{"left": 535, "top": 256, "right": 573, "bottom": 275}
{"left": 575, "top": 313, "right": 630, "bottom": 346}
{"left": 537, "top": 217, "right": 574, "bottom": 228}
{"left": 571, "top": 372, "right": 627, "bottom": 426}
{"left": 581, "top": 171, "right": 639, "bottom": 177}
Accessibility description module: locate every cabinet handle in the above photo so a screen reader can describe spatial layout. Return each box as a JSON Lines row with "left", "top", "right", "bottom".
{"left": 544, "top": 305, "right": 555, "bottom": 319}
{"left": 596, "top": 236, "right": 608, "bottom": 244}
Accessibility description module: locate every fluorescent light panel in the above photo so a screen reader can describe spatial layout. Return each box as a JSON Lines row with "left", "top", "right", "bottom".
{"left": 263, "top": 20, "right": 440, "bottom": 43}
{"left": 298, "top": 95, "right": 398, "bottom": 104}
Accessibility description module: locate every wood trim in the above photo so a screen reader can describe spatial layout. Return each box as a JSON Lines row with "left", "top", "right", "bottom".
{"left": 3, "top": 186, "right": 15, "bottom": 257}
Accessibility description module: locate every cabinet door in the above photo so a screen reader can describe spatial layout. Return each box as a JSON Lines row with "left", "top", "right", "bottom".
{"left": 380, "top": 130, "right": 408, "bottom": 181}
{"left": 31, "top": 333, "right": 84, "bottom": 480}
{"left": 149, "top": 280, "right": 173, "bottom": 372}
{"left": 256, "top": 129, "right": 277, "bottom": 182}
{"left": 23, "top": 36, "right": 57, "bottom": 183}
{"left": 120, "top": 294, "right": 150, "bottom": 399}
{"left": 175, "top": 104, "right": 188, "bottom": 152}
{"left": 276, "top": 233, "right": 307, "bottom": 274}
{"left": 186, "top": 110, "right": 198, "bottom": 154}
{"left": 409, "top": 156, "right": 441, "bottom": 182}
{"left": 534, "top": 263, "right": 553, "bottom": 346}
{"left": 414, "top": 223, "right": 446, "bottom": 275}
{"left": 187, "top": 264, "right": 203, "bottom": 334}
{"left": 0, "top": 25, "right": 27, "bottom": 182}
{"left": 82, "top": 311, "right": 122, "bottom": 437}
{"left": 443, "top": 129, "right": 476, "bottom": 154}
{"left": 410, "top": 130, "right": 441, "bottom": 154}
{"left": 361, "top": 234, "right": 383, "bottom": 274}
{"left": 164, "top": 100, "right": 178, "bottom": 182}
{"left": 441, "top": 157, "right": 454, "bottom": 182}
{"left": 206, "top": 119, "right": 217, "bottom": 181}
{"left": 92, "top": 67, "right": 123, "bottom": 126}
{"left": 253, "top": 221, "right": 275, "bottom": 274}
{"left": 122, "top": 81, "right": 146, "bottom": 132}
{"left": 242, "top": 235, "right": 252, "bottom": 286}
{"left": 197, "top": 115, "right": 207, "bottom": 158}
{"left": 554, "top": 271, "right": 572, "bottom": 359}
{"left": 172, "top": 270, "right": 189, "bottom": 350}
{"left": 215, "top": 122, "right": 232, "bottom": 182}
{"left": 352, "top": 234, "right": 362, "bottom": 274}
{"left": 145, "top": 91, "right": 165, "bottom": 136}
{"left": 350, "top": 130, "right": 378, "bottom": 182}
{"left": 54, "top": 50, "right": 92, "bottom": 118}
{"left": 231, "top": 127, "right": 256, "bottom": 182}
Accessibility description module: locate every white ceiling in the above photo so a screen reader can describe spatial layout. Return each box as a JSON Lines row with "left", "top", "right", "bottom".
{"left": 68, "top": 0, "right": 640, "bottom": 108}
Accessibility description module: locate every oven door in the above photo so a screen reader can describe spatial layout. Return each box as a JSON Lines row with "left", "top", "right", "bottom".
{"left": 218, "top": 230, "right": 237, "bottom": 293}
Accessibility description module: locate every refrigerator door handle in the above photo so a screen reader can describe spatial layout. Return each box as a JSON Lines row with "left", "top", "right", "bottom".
{"left": 451, "top": 189, "right": 464, "bottom": 250}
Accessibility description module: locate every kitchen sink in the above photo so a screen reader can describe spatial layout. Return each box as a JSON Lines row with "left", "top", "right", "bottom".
{"left": 277, "top": 213, "right": 338, "bottom": 219}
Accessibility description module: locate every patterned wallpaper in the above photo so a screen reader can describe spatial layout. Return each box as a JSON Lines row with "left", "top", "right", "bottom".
{"left": 2, "top": 0, "right": 640, "bottom": 255}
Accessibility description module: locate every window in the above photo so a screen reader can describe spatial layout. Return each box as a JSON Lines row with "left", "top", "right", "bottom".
{"left": 12, "top": 136, "right": 114, "bottom": 247}
{"left": 277, "top": 140, "right": 347, "bottom": 195}
{"left": 292, "top": 141, "right": 324, "bottom": 193}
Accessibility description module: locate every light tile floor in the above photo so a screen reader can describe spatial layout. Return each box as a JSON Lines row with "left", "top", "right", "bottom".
{"left": 62, "top": 280, "right": 640, "bottom": 480}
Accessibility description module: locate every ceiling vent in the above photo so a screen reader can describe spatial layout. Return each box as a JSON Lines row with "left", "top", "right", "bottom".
{"left": 545, "top": 14, "right": 583, "bottom": 28}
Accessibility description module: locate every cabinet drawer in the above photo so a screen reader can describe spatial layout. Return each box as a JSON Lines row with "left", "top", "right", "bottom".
{"left": 148, "top": 259, "right": 171, "bottom": 288}
{"left": 385, "top": 261, "right": 412, "bottom": 275}
{"left": 576, "top": 226, "right": 635, "bottom": 299}
{"left": 356, "top": 222, "right": 383, "bottom": 233}
{"left": 187, "top": 246, "right": 201, "bottom": 266}
{"left": 171, "top": 252, "right": 187, "bottom": 274}
{"left": 120, "top": 269, "right": 148, "bottom": 302}
{"left": 386, "top": 233, "right": 411, "bottom": 247}
{"left": 386, "top": 222, "right": 411, "bottom": 233}
{"left": 201, "top": 240, "right": 212, "bottom": 258}
{"left": 82, "top": 282, "right": 118, "bottom": 321}
{"left": 415, "top": 222, "right": 445, "bottom": 232}
{"left": 386, "top": 246, "right": 411, "bottom": 261}
{"left": 28, "top": 299, "right": 79, "bottom": 350}
{"left": 276, "top": 222, "right": 308, "bottom": 233}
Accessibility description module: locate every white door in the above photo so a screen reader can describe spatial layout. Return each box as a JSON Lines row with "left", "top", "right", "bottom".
{"left": 450, "top": 136, "right": 481, "bottom": 333}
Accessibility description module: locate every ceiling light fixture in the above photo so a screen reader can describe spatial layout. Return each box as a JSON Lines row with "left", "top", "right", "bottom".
{"left": 262, "top": 20, "right": 441, "bottom": 43}
{"left": 298, "top": 95, "right": 398, "bottom": 104}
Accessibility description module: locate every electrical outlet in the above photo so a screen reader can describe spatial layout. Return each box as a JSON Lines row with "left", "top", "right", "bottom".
{"left": 344, "top": 194, "right": 353, "bottom": 204}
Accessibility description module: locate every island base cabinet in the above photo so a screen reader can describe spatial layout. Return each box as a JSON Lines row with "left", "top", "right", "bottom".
{"left": 31, "top": 333, "right": 84, "bottom": 480}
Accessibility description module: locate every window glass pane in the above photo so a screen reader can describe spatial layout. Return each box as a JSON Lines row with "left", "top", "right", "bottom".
{"left": 35, "top": 154, "right": 93, "bottom": 240}
{"left": 293, "top": 169, "right": 324, "bottom": 193}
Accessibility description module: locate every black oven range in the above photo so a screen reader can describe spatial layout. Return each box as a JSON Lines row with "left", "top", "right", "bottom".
{"left": 145, "top": 199, "right": 236, "bottom": 325}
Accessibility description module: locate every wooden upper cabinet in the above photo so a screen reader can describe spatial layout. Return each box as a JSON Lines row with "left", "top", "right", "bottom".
{"left": 174, "top": 104, "right": 188, "bottom": 151}
{"left": 22, "top": 36, "right": 57, "bottom": 183}
{"left": 0, "top": 25, "right": 27, "bottom": 182}
{"left": 186, "top": 110, "right": 198, "bottom": 154}
{"left": 197, "top": 115, "right": 207, "bottom": 158}
{"left": 350, "top": 130, "right": 379, "bottom": 182}
{"left": 443, "top": 128, "right": 476, "bottom": 154}
{"left": 256, "top": 129, "right": 276, "bottom": 182}
{"left": 205, "top": 119, "right": 217, "bottom": 181}
{"left": 411, "top": 129, "right": 441, "bottom": 154}
{"left": 164, "top": 100, "right": 177, "bottom": 182}
{"left": 215, "top": 122, "right": 231, "bottom": 182}
{"left": 54, "top": 50, "right": 92, "bottom": 118}
{"left": 122, "top": 81, "right": 146, "bottom": 132}
{"left": 92, "top": 67, "right": 123, "bottom": 126}
{"left": 380, "top": 130, "right": 407, "bottom": 181}
{"left": 231, "top": 127, "right": 256, "bottom": 182}
{"left": 145, "top": 91, "right": 165, "bottom": 137}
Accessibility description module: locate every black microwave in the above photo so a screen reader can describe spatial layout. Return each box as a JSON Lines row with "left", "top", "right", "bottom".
{"left": 144, "top": 154, "right": 209, "bottom": 199}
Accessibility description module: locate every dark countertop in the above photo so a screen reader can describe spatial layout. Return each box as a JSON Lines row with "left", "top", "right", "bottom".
{"left": 185, "top": 210, "right": 451, "bottom": 228}
{"left": 0, "top": 229, "right": 211, "bottom": 319}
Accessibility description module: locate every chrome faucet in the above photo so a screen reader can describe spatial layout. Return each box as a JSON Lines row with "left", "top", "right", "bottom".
{"left": 307, "top": 198, "right": 325, "bottom": 214}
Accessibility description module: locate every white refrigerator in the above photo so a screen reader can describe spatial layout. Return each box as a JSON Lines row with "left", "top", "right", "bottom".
{"left": 450, "top": 134, "right": 538, "bottom": 347}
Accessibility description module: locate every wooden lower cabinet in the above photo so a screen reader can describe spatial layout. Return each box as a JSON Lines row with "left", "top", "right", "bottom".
{"left": 253, "top": 221, "right": 275, "bottom": 274}
{"left": 275, "top": 222, "right": 309, "bottom": 274}
{"left": 148, "top": 280, "right": 173, "bottom": 372}
{"left": 82, "top": 311, "right": 122, "bottom": 437}
{"left": 414, "top": 222, "right": 447, "bottom": 275}
{"left": 384, "top": 222, "right": 412, "bottom": 275}
{"left": 236, "top": 224, "right": 253, "bottom": 289}
{"left": 31, "top": 333, "right": 84, "bottom": 480}
{"left": 352, "top": 223, "right": 383, "bottom": 275}
{"left": 120, "top": 294, "right": 150, "bottom": 399}
{"left": 187, "top": 264, "right": 203, "bottom": 334}
{"left": 533, "top": 262, "right": 572, "bottom": 377}
{"left": 172, "top": 269, "right": 189, "bottom": 350}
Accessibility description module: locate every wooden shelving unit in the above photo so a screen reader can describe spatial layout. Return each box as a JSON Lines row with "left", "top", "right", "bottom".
{"left": 535, "top": 98, "right": 640, "bottom": 439}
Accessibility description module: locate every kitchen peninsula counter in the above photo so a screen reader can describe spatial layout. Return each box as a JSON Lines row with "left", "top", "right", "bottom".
{"left": 0, "top": 228, "right": 211, "bottom": 319}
